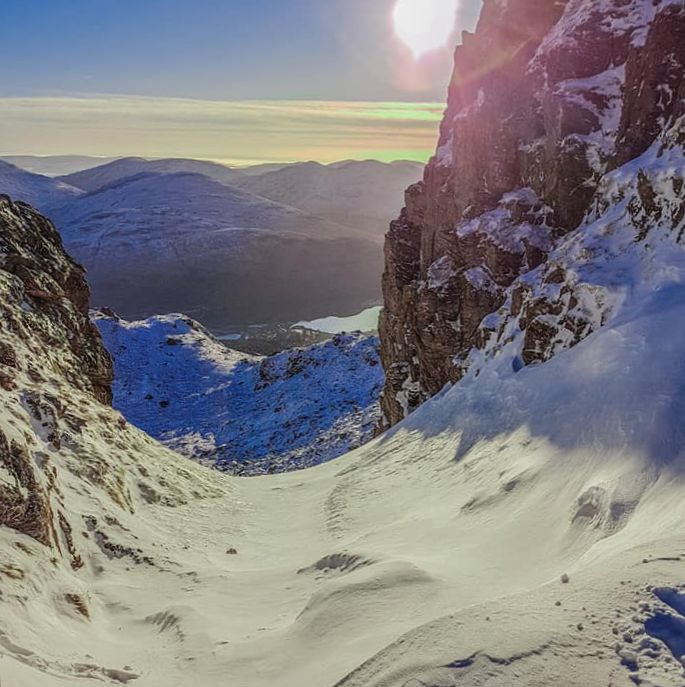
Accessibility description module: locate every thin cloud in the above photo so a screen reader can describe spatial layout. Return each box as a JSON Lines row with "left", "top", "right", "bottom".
{"left": 0, "top": 96, "right": 444, "bottom": 164}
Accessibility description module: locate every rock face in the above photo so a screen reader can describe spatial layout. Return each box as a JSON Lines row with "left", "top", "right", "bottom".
{"left": 0, "top": 196, "right": 114, "bottom": 548}
{"left": 0, "top": 196, "right": 114, "bottom": 547}
{"left": 0, "top": 196, "right": 114, "bottom": 405}
{"left": 379, "top": 0, "right": 685, "bottom": 428}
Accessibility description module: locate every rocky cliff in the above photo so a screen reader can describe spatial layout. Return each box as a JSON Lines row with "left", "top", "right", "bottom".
{"left": 0, "top": 195, "right": 227, "bottom": 682}
{"left": 379, "top": 0, "right": 685, "bottom": 428}
{"left": 0, "top": 197, "right": 114, "bottom": 546}
{"left": 0, "top": 196, "right": 114, "bottom": 405}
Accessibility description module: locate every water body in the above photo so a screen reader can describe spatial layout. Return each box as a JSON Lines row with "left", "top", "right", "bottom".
{"left": 294, "top": 306, "right": 381, "bottom": 334}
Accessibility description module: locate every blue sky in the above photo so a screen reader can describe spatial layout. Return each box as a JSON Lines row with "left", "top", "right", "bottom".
{"left": 1, "top": 0, "right": 483, "bottom": 162}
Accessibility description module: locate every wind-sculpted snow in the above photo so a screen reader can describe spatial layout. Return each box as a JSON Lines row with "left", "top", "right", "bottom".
{"left": 95, "top": 313, "right": 383, "bottom": 474}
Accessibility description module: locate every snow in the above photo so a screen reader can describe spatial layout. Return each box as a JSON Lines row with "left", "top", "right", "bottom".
{"left": 464, "top": 265, "right": 498, "bottom": 292}
{"left": 293, "top": 306, "right": 382, "bottom": 334}
{"left": 427, "top": 255, "right": 458, "bottom": 289}
{"left": 0, "top": 160, "right": 82, "bottom": 212}
{"left": 556, "top": 65, "right": 626, "bottom": 158}
{"left": 95, "top": 313, "right": 383, "bottom": 473}
{"left": 535, "top": 0, "right": 667, "bottom": 64}
{"left": 456, "top": 188, "right": 554, "bottom": 253}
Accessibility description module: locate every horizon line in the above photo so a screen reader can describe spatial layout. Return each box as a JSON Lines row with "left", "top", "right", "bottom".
{"left": 0, "top": 96, "right": 444, "bottom": 165}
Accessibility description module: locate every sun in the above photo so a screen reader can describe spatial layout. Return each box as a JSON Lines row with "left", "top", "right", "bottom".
{"left": 393, "top": 0, "right": 458, "bottom": 58}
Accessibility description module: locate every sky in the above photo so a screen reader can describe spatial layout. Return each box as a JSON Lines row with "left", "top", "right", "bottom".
{"left": 0, "top": 0, "right": 483, "bottom": 164}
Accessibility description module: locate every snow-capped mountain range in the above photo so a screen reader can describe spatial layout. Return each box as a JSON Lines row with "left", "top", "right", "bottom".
{"left": 0, "top": 155, "right": 421, "bottom": 329}
{"left": 95, "top": 312, "right": 383, "bottom": 474}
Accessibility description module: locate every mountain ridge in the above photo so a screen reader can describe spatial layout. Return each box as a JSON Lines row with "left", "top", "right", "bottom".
{"left": 46, "top": 170, "right": 383, "bottom": 327}
{"left": 95, "top": 312, "right": 382, "bottom": 474}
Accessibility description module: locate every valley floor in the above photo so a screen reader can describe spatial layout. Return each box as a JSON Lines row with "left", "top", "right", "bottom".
{"left": 6, "top": 428, "right": 685, "bottom": 687}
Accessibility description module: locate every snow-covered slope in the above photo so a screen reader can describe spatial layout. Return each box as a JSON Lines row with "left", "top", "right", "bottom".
{"left": 4, "top": 191, "right": 685, "bottom": 687}
{"left": 1, "top": 155, "right": 119, "bottom": 177}
{"left": 95, "top": 312, "right": 383, "bottom": 474}
{"left": 60, "top": 157, "right": 245, "bottom": 192}
{"left": 0, "top": 160, "right": 82, "bottom": 211}
{"left": 46, "top": 171, "right": 383, "bottom": 327}
{"left": 233, "top": 159, "right": 423, "bottom": 235}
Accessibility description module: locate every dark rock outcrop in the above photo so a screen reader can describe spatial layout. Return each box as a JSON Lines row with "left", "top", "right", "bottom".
{"left": 379, "top": 0, "right": 685, "bottom": 429}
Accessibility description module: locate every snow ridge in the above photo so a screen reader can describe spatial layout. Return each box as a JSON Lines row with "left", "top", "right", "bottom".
{"left": 95, "top": 313, "right": 383, "bottom": 474}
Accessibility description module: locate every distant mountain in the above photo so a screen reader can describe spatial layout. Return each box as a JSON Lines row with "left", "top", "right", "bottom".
{"left": 47, "top": 171, "right": 382, "bottom": 328}
{"left": 235, "top": 162, "right": 291, "bottom": 176}
{"left": 62, "top": 157, "right": 424, "bottom": 236}
{"left": 0, "top": 160, "right": 82, "bottom": 210}
{"left": 96, "top": 312, "right": 383, "bottom": 474}
{"left": 233, "top": 159, "right": 423, "bottom": 235}
{"left": 1, "top": 155, "right": 119, "bottom": 177}
{"left": 60, "top": 156, "right": 245, "bottom": 192}
{"left": 1, "top": 156, "right": 414, "bottom": 329}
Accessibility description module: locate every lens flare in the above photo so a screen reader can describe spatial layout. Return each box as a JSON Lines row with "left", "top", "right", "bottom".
{"left": 393, "top": 0, "right": 458, "bottom": 58}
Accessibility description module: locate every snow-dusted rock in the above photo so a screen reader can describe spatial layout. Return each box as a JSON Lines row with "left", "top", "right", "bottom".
{"left": 379, "top": 0, "right": 685, "bottom": 428}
